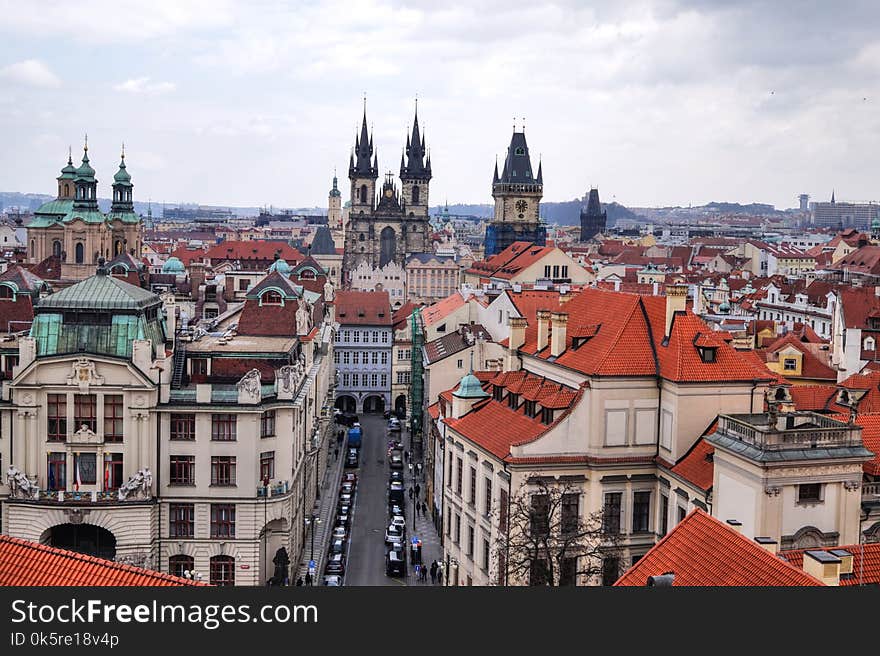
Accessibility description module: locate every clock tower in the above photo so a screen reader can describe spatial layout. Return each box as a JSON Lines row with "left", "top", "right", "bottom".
{"left": 486, "top": 127, "right": 545, "bottom": 256}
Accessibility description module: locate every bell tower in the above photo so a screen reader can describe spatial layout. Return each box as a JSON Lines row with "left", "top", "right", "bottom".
{"left": 399, "top": 100, "right": 431, "bottom": 218}
{"left": 328, "top": 169, "right": 342, "bottom": 230}
{"left": 349, "top": 101, "right": 378, "bottom": 215}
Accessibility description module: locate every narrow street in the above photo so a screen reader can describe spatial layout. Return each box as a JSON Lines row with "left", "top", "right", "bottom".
{"left": 344, "top": 413, "right": 443, "bottom": 586}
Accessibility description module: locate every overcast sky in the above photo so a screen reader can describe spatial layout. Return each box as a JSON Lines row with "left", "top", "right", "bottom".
{"left": 2, "top": 0, "right": 879, "bottom": 210}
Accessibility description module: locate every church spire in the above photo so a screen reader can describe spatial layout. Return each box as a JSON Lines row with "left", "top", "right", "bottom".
{"left": 400, "top": 99, "right": 430, "bottom": 181}
{"left": 536, "top": 157, "right": 543, "bottom": 185}
{"left": 350, "top": 99, "right": 377, "bottom": 179}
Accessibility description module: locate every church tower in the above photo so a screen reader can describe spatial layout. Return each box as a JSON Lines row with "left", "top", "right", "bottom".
{"left": 349, "top": 103, "right": 378, "bottom": 215}
{"left": 579, "top": 187, "right": 607, "bottom": 242}
{"left": 485, "top": 126, "right": 545, "bottom": 255}
{"left": 399, "top": 101, "right": 431, "bottom": 218}
{"left": 56, "top": 148, "right": 77, "bottom": 200}
{"left": 328, "top": 170, "right": 342, "bottom": 230}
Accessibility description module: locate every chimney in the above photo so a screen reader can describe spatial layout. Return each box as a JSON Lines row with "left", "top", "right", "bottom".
{"left": 754, "top": 537, "right": 778, "bottom": 555}
{"left": 646, "top": 572, "right": 675, "bottom": 587}
{"left": 665, "top": 284, "right": 688, "bottom": 338}
{"left": 725, "top": 519, "right": 743, "bottom": 533}
{"left": 508, "top": 316, "right": 527, "bottom": 351}
{"left": 550, "top": 312, "right": 568, "bottom": 357}
{"left": 803, "top": 550, "right": 842, "bottom": 586}
{"left": 559, "top": 291, "right": 572, "bottom": 305}
{"left": 613, "top": 279, "right": 621, "bottom": 292}
{"left": 536, "top": 310, "right": 551, "bottom": 351}
{"left": 830, "top": 549, "right": 853, "bottom": 576}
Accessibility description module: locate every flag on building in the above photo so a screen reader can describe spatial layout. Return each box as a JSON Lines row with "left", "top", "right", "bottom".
{"left": 75, "top": 455, "right": 81, "bottom": 492}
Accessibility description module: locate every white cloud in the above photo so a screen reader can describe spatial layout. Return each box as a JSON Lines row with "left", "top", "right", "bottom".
{"left": 0, "top": 59, "right": 60, "bottom": 87}
{"left": 114, "top": 77, "right": 176, "bottom": 95}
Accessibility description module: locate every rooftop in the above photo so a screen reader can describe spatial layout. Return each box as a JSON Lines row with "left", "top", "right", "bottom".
{"left": 335, "top": 290, "right": 391, "bottom": 326}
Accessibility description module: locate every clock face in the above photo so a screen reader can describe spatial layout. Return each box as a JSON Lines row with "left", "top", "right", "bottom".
{"left": 515, "top": 200, "right": 528, "bottom": 213}
{"left": 385, "top": 188, "right": 393, "bottom": 198}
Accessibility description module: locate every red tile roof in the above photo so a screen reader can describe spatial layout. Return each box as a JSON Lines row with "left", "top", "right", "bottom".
{"left": 465, "top": 241, "right": 556, "bottom": 279}
{"left": 780, "top": 543, "right": 880, "bottom": 586}
{"left": 838, "top": 286, "right": 880, "bottom": 329}
{"left": 789, "top": 384, "right": 837, "bottom": 411}
{"left": 205, "top": 240, "right": 303, "bottom": 264}
{"left": 614, "top": 509, "right": 823, "bottom": 586}
{"left": 392, "top": 301, "right": 418, "bottom": 330}
{"left": 0, "top": 535, "right": 204, "bottom": 586}
{"left": 760, "top": 333, "right": 837, "bottom": 381}
{"left": 830, "top": 245, "right": 880, "bottom": 276}
{"left": 670, "top": 433, "right": 715, "bottom": 491}
{"left": 422, "top": 292, "right": 466, "bottom": 326}
{"left": 335, "top": 290, "right": 392, "bottom": 326}
{"left": 829, "top": 412, "right": 880, "bottom": 475}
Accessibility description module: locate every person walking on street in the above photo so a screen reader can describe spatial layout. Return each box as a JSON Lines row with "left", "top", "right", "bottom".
{"left": 422, "top": 501, "right": 428, "bottom": 517}
{"left": 304, "top": 571, "right": 312, "bottom": 586}
{"left": 415, "top": 483, "right": 421, "bottom": 498}
{"left": 334, "top": 446, "right": 339, "bottom": 460}
{"left": 404, "top": 449, "right": 410, "bottom": 463}
{"left": 408, "top": 487, "right": 414, "bottom": 500}
{"left": 430, "top": 561, "right": 437, "bottom": 584}
{"left": 437, "top": 566, "right": 443, "bottom": 585}
{"left": 296, "top": 576, "right": 303, "bottom": 586}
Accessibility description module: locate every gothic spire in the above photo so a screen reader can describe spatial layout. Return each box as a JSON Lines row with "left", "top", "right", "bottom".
{"left": 536, "top": 157, "right": 543, "bottom": 185}
{"left": 401, "top": 99, "right": 430, "bottom": 181}
{"left": 351, "top": 101, "right": 377, "bottom": 179}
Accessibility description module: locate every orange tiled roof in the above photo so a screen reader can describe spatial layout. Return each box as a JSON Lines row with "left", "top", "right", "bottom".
{"left": 421, "top": 292, "right": 467, "bottom": 326}
{"left": 614, "top": 509, "right": 823, "bottom": 586}
{"left": 0, "top": 535, "right": 204, "bottom": 586}
{"left": 335, "top": 290, "right": 392, "bottom": 326}
{"left": 669, "top": 428, "right": 716, "bottom": 491}
{"left": 789, "top": 384, "right": 837, "bottom": 411}
{"left": 780, "top": 543, "right": 880, "bottom": 586}
{"left": 465, "top": 241, "right": 555, "bottom": 279}
{"left": 204, "top": 240, "right": 302, "bottom": 263}
{"left": 830, "top": 411, "right": 880, "bottom": 475}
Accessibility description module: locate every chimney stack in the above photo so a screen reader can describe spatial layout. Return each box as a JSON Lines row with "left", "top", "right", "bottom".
{"left": 754, "top": 537, "right": 778, "bottom": 555}
{"left": 550, "top": 312, "right": 568, "bottom": 357}
{"left": 725, "top": 519, "right": 743, "bottom": 533}
{"left": 831, "top": 549, "right": 853, "bottom": 577}
{"left": 803, "top": 550, "right": 842, "bottom": 586}
{"left": 508, "top": 316, "right": 527, "bottom": 351}
{"left": 665, "top": 284, "right": 688, "bottom": 338}
{"left": 536, "top": 310, "right": 551, "bottom": 352}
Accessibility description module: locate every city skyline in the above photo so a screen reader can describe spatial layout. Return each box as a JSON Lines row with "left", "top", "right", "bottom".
{"left": 1, "top": 1, "right": 879, "bottom": 210}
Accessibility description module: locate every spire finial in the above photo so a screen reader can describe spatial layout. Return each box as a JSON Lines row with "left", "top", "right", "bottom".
{"left": 121, "top": 142, "right": 125, "bottom": 161}
{"left": 68, "top": 145, "right": 72, "bottom": 165}
{"left": 84, "top": 133, "right": 88, "bottom": 152}
{"left": 469, "top": 350, "right": 474, "bottom": 374}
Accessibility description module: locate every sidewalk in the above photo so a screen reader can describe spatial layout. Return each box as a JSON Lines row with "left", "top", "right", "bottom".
{"left": 294, "top": 433, "right": 345, "bottom": 584}
{"left": 401, "top": 428, "right": 443, "bottom": 585}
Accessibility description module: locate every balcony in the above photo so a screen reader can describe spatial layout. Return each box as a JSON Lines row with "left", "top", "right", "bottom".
{"left": 709, "top": 412, "right": 873, "bottom": 463}
{"left": 6, "top": 489, "right": 152, "bottom": 505}
{"left": 256, "top": 480, "right": 291, "bottom": 497}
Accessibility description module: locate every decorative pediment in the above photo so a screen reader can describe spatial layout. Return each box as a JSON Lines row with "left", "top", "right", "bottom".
{"left": 66, "top": 358, "right": 104, "bottom": 392}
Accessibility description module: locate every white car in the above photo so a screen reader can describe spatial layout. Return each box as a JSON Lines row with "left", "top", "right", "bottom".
{"left": 388, "top": 417, "right": 401, "bottom": 432}
{"left": 390, "top": 515, "right": 406, "bottom": 531}
{"left": 384, "top": 525, "right": 404, "bottom": 546}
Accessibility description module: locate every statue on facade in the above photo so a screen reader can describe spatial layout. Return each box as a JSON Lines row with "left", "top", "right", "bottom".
{"left": 117, "top": 468, "right": 153, "bottom": 501}
{"left": 6, "top": 466, "right": 38, "bottom": 500}
{"left": 295, "top": 300, "right": 311, "bottom": 336}
{"left": 323, "top": 278, "right": 335, "bottom": 302}
{"left": 237, "top": 368, "right": 262, "bottom": 400}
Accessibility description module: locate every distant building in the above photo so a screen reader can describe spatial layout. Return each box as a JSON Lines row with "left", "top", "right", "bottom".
{"left": 484, "top": 128, "right": 546, "bottom": 256}
{"left": 812, "top": 192, "right": 880, "bottom": 229}
{"left": 580, "top": 188, "right": 607, "bottom": 241}
{"left": 406, "top": 253, "right": 459, "bottom": 304}
{"left": 799, "top": 194, "right": 810, "bottom": 212}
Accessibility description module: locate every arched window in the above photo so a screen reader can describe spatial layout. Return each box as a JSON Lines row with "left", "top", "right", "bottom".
{"left": 64, "top": 183, "right": 69, "bottom": 196}
{"left": 0, "top": 285, "right": 14, "bottom": 300}
{"left": 262, "top": 290, "right": 283, "bottom": 305}
{"left": 52, "top": 240, "right": 62, "bottom": 258}
{"left": 168, "top": 554, "right": 194, "bottom": 579}
{"left": 412, "top": 185, "right": 420, "bottom": 204}
{"left": 865, "top": 337, "right": 876, "bottom": 351}
{"left": 209, "top": 555, "right": 235, "bottom": 586}
{"left": 360, "top": 184, "right": 367, "bottom": 203}
{"left": 30, "top": 239, "right": 35, "bottom": 258}
{"left": 114, "top": 240, "right": 123, "bottom": 256}
{"left": 359, "top": 233, "right": 365, "bottom": 242}
{"left": 515, "top": 147, "right": 525, "bottom": 156}
{"left": 75, "top": 243, "right": 84, "bottom": 264}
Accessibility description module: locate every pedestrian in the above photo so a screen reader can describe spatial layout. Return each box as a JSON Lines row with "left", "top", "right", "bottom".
{"left": 408, "top": 487, "right": 414, "bottom": 500}
{"left": 430, "top": 561, "right": 437, "bottom": 584}
{"left": 296, "top": 576, "right": 303, "bottom": 586}
{"left": 408, "top": 462, "right": 413, "bottom": 474}
{"left": 404, "top": 450, "right": 410, "bottom": 463}
{"left": 415, "top": 483, "right": 421, "bottom": 497}
{"left": 437, "top": 567, "right": 443, "bottom": 585}
{"left": 334, "top": 447, "right": 339, "bottom": 460}
{"left": 422, "top": 501, "right": 428, "bottom": 517}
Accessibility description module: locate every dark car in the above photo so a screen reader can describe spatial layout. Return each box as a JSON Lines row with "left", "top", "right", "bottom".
{"left": 329, "top": 538, "right": 345, "bottom": 555}
{"left": 343, "top": 472, "right": 358, "bottom": 485}
{"left": 388, "top": 471, "right": 404, "bottom": 484}
{"left": 341, "top": 481, "right": 355, "bottom": 495}
{"left": 389, "top": 454, "right": 404, "bottom": 470}
{"left": 331, "top": 525, "right": 348, "bottom": 542}
{"left": 323, "top": 574, "right": 343, "bottom": 586}
{"left": 335, "top": 413, "right": 359, "bottom": 427}
{"left": 389, "top": 502, "right": 404, "bottom": 517}
{"left": 345, "top": 450, "right": 359, "bottom": 468}
{"left": 385, "top": 549, "right": 406, "bottom": 577}
{"left": 388, "top": 481, "right": 405, "bottom": 504}
{"left": 337, "top": 503, "right": 351, "bottom": 518}
{"left": 325, "top": 553, "right": 346, "bottom": 574}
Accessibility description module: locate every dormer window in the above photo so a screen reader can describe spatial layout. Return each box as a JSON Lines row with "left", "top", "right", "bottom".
{"left": 262, "top": 290, "right": 283, "bottom": 305}
{"left": 865, "top": 337, "right": 876, "bottom": 351}
{"left": 508, "top": 393, "right": 519, "bottom": 409}
{"left": 0, "top": 285, "right": 13, "bottom": 300}
{"left": 515, "top": 147, "right": 525, "bottom": 156}
{"left": 697, "top": 346, "right": 717, "bottom": 363}
{"left": 493, "top": 385, "right": 504, "bottom": 401}
{"left": 541, "top": 407, "right": 554, "bottom": 425}
{"left": 524, "top": 400, "right": 537, "bottom": 417}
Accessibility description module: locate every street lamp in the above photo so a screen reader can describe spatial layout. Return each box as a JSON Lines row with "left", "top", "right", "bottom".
{"left": 304, "top": 513, "right": 322, "bottom": 567}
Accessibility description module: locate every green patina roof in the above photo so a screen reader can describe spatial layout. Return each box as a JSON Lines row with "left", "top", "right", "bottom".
{"left": 268, "top": 258, "right": 292, "bottom": 274}
{"left": 34, "top": 198, "right": 74, "bottom": 218}
{"left": 105, "top": 210, "right": 141, "bottom": 224}
{"left": 37, "top": 272, "right": 160, "bottom": 311}
{"left": 63, "top": 209, "right": 107, "bottom": 224}
{"left": 59, "top": 153, "right": 77, "bottom": 180}
{"left": 75, "top": 148, "right": 96, "bottom": 182}
{"left": 113, "top": 159, "right": 132, "bottom": 186}
{"left": 162, "top": 256, "right": 185, "bottom": 273}
{"left": 453, "top": 372, "right": 489, "bottom": 399}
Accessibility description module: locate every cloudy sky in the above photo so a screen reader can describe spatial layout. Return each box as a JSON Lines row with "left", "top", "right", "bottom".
{"left": 1, "top": 0, "right": 879, "bottom": 210}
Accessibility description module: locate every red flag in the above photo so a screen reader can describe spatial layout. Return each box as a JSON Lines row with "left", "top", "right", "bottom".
{"left": 104, "top": 462, "right": 110, "bottom": 490}
{"left": 75, "top": 455, "right": 81, "bottom": 492}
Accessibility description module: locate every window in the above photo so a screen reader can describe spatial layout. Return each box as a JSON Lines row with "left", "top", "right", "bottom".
{"left": 561, "top": 493, "right": 579, "bottom": 535}
{"left": 47, "top": 394, "right": 67, "bottom": 442}
{"left": 561, "top": 265, "right": 568, "bottom": 279}
{"left": 544, "top": 265, "right": 551, "bottom": 278}
{"left": 210, "top": 555, "right": 235, "bottom": 586}
{"left": 103, "top": 452, "right": 123, "bottom": 490}
{"left": 603, "top": 492, "right": 622, "bottom": 534}
{"left": 238, "top": 278, "right": 250, "bottom": 291}
{"left": 446, "top": 508, "right": 452, "bottom": 537}
{"left": 260, "top": 451, "right": 275, "bottom": 482}
{"left": 191, "top": 358, "right": 208, "bottom": 376}
{"left": 482, "top": 538, "right": 491, "bottom": 571}
{"left": 456, "top": 458, "right": 463, "bottom": 495}
{"left": 457, "top": 359, "right": 463, "bottom": 369}
{"left": 632, "top": 491, "right": 651, "bottom": 532}
{"left": 660, "top": 494, "right": 669, "bottom": 536}
{"left": 447, "top": 456, "right": 453, "bottom": 488}
{"left": 211, "top": 456, "right": 237, "bottom": 486}
{"left": 396, "top": 371, "right": 410, "bottom": 385}
{"left": 3, "top": 354, "right": 18, "bottom": 377}
{"left": 262, "top": 290, "right": 282, "bottom": 305}
{"left": 211, "top": 414, "right": 236, "bottom": 441}
{"left": 373, "top": 331, "right": 379, "bottom": 343}
{"left": 352, "top": 351, "right": 359, "bottom": 365}
{"left": 560, "top": 557, "right": 578, "bottom": 586}
{"left": 541, "top": 407, "right": 554, "bottom": 425}
{"left": 74, "top": 394, "right": 97, "bottom": 432}
{"left": 380, "top": 374, "right": 387, "bottom": 388}
{"left": 342, "top": 374, "right": 350, "bottom": 387}
{"left": 454, "top": 513, "right": 461, "bottom": 544}
{"left": 353, "top": 331, "right": 360, "bottom": 344}
{"left": 469, "top": 467, "right": 477, "bottom": 505}
{"left": 210, "top": 505, "right": 236, "bottom": 539}
{"left": 484, "top": 477, "right": 492, "bottom": 516}
{"left": 381, "top": 352, "right": 388, "bottom": 365}
{"left": 602, "top": 557, "right": 620, "bottom": 586}
{"left": 73, "top": 452, "right": 97, "bottom": 485}
{"left": 169, "top": 555, "right": 193, "bottom": 579}
{"left": 677, "top": 505, "right": 686, "bottom": 524}
{"left": 369, "top": 351, "right": 376, "bottom": 365}
{"left": 47, "top": 453, "right": 66, "bottom": 491}
{"left": 530, "top": 494, "right": 550, "bottom": 537}
{"left": 169, "top": 503, "right": 195, "bottom": 538}
{"left": 493, "top": 385, "right": 503, "bottom": 401}
{"left": 352, "top": 373, "right": 359, "bottom": 387}
{"left": 698, "top": 346, "right": 717, "bottom": 363}
{"left": 524, "top": 400, "right": 537, "bottom": 417}
{"left": 334, "top": 350, "right": 339, "bottom": 364}
{"left": 783, "top": 358, "right": 798, "bottom": 371}
{"left": 508, "top": 393, "right": 519, "bottom": 409}
{"left": 552, "top": 265, "right": 560, "bottom": 279}
{"left": 865, "top": 337, "right": 876, "bottom": 351}
{"left": 0, "top": 285, "right": 12, "bottom": 301}
{"left": 103, "top": 395, "right": 124, "bottom": 442}
{"left": 499, "top": 488, "right": 508, "bottom": 532}
{"left": 170, "top": 413, "right": 195, "bottom": 441}
{"left": 412, "top": 185, "right": 420, "bottom": 204}
{"left": 170, "top": 455, "right": 195, "bottom": 485}
{"left": 261, "top": 410, "right": 276, "bottom": 438}
{"left": 382, "top": 331, "right": 389, "bottom": 343}
{"left": 75, "top": 242, "right": 84, "bottom": 264}
{"left": 343, "top": 351, "right": 350, "bottom": 364}
{"left": 798, "top": 483, "right": 822, "bottom": 503}
{"left": 467, "top": 525, "right": 475, "bottom": 557}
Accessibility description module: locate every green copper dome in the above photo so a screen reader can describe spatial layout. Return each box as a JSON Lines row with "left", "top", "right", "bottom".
{"left": 75, "top": 147, "right": 96, "bottom": 182}
{"left": 58, "top": 150, "right": 77, "bottom": 180}
{"left": 872, "top": 216, "right": 880, "bottom": 229}
{"left": 453, "top": 372, "right": 489, "bottom": 399}
{"left": 268, "top": 258, "right": 292, "bottom": 274}
{"left": 162, "top": 256, "right": 185, "bottom": 274}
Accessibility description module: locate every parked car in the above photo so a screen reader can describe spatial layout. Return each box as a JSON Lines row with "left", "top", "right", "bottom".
{"left": 385, "top": 549, "right": 406, "bottom": 577}
{"left": 343, "top": 472, "right": 358, "bottom": 485}
{"left": 331, "top": 525, "right": 347, "bottom": 542}
{"left": 345, "top": 449, "right": 359, "bottom": 468}
{"left": 329, "top": 538, "right": 345, "bottom": 555}
{"left": 390, "top": 515, "right": 406, "bottom": 533}
{"left": 388, "top": 481, "right": 405, "bottom": 504}
{"left": 341, "top": 482, "right": 355, "bottom": 495}
{"left": 338, "top": 492, "right": 352, "bottom": 507}
{"left": 389, "top": 454, "right": 404, "bottom": 470}
{"left": 384, "top": 525, "right": 405, "bottom": 547}
{"left": 388, "top": 502, "right": 404, "bottom": 517}
{"left": 325, "top": 553, "right": 346, "bottom": 574}
{"left": 335, "top": 413, "right": 359, "bottom": 427}
{"left": 388, "top": 417, "right": 401, "bottom": 432}
{"left": 388, "top": 471, "right": 404, "bottom": 484}
{"left": 337, "top": 503, "right": 351, "bottom": 518}
{"left": 323, "top": 574, "right": 343, "bottom": 586}
{"left": 336, "top": 510, "right": 351, "bottom": 527}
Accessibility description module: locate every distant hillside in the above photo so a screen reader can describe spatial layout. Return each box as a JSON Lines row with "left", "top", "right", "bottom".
{"left": 432, "top": 199, "right": 644, "bottom": 227}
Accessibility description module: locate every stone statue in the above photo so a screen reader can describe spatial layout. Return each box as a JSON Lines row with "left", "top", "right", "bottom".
{"left": 323, "top": 278, "right": 335, "bottom": 302}
{"left": 6, "top": 466, "right": 38, "bottom": 500}
{"left": 279, "top": 365, "right": 296, "bottom": 394}
{"left": 295, "top": 300, "right": 311, "bottom": 336}
{"left": 117, "top": 468, "right": 153, "bottom": 501}
{"left": 237, "top": 368, "right": 262, "bottom": 399}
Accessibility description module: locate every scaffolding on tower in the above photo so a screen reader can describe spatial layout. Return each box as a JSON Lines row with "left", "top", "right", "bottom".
{"left": 409, "top": 307, "right": 424, "bottom": 443}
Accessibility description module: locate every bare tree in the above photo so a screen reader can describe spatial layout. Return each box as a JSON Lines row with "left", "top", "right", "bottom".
{"left": 492, "top": 477, "right": 619, "bottom": 586}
